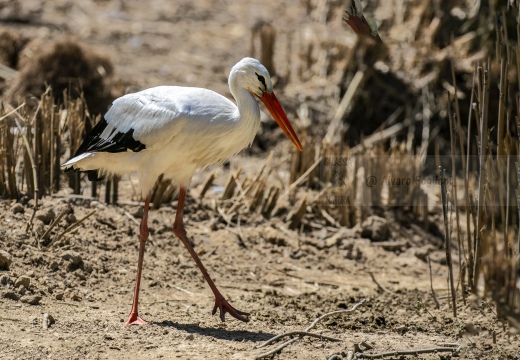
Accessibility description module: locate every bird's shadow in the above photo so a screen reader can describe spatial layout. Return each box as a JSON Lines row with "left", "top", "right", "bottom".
{"left": 154, "top": 320, "right": 275, "bottom": 342}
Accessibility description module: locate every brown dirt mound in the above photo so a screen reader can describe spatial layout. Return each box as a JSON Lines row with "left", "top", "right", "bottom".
{"left": 5, "top": 37, "right": 115, "bottom": 115}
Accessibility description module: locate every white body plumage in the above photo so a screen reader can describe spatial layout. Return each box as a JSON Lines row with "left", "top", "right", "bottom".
{"left": 62, "top": 57, "right": 301, "bottom": 195}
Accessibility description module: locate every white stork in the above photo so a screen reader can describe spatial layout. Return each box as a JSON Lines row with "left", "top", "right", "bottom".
{"left": 62, "top": 57, "right": 303, "bottom": 326}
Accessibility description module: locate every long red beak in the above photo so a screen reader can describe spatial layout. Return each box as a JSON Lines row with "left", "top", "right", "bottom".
{"left": 260, "top": 91, "right": 303, "bottom": 151}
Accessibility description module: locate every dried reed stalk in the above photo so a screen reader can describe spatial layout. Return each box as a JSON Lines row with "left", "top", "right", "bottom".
{"left": 0, "top": 113, "right": 19, "bottom": 198}
{"left": 289, "top": 196, "right": 307, "bottom": 230}
{"left": 447, "top": 92, "right": 463, "bottom": 301}
{"left": 440, "top": 167, "right": 457, "bottom": 318}
{"left": 150, "top": 175, "right": 176, "bottom": 209}
{"left": 474, "top": 61, "right": 490, "bottom": 287}
{"left": 465, "top": 70, "right": 477, "bottom": 288}
{"left": 251, "top": 21, "right": 276, "bottom": 76}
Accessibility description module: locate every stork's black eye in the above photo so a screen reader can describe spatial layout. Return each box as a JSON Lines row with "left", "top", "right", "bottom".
{"left": 255, "top": 73, "right": 266, "bottom": 89}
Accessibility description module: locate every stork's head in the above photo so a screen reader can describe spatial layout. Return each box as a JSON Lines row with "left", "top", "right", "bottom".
{"left": 230, "top": 57, "right": 303, "bottom": 151}
{"left": 230, "top": 57, "right": 273, "bottom": 97}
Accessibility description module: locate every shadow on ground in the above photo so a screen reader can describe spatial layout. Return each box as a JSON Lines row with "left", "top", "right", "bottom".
{"left": 155, "top": 320, "right": 275, "bottom": 342}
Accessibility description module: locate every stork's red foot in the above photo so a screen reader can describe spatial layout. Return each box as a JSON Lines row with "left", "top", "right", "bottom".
{"left": 213, "top": 295, "right": 250, "bottom": 322}
{"left": 124, "top": 312, "right": 147, "bottom": 326}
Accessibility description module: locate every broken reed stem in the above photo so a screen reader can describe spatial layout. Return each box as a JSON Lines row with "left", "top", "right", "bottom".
{"left": 273, "top": 156, "right": 323, "bottom": 216}
{"left": 496, "top": 55, "right": 508, "bottom": 253}
{"left": 14, "top": 118, "right": 39, "bottom": 207}
{"left": 289, "top": 195, "right": 307, "bottom": 230}
{"left": 50, "top": 99, "right": 55, "bottom": 193}
{"left": 199, "top": 172, "right": 215, "bottom": 199}
{"left": 112, "top": 176, "right": 119, "bottom": 204}
{"left": 324, "top": 69, "right": 365, "bottom": 145}
{"left": 1, "top": 115, "right": 19, "bottom": 199}
{"left": 428, "top": 257, "right": 441, "bottom": 309}
{"left": 34, "top": 97, "right": 42, "bottom": 200}
{"left": 25, "top": 207, "right": 37, "bottom": 233}
{"left": 440, "top": 167, "right": 457, "bottom": 318}
{"left": 244, "top": 151, "right": 273, "bottom": 197}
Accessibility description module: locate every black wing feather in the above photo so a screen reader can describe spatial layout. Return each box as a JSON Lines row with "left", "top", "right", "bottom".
{"left": 66, "top": 118, "right": 146, "bottom": 182}
{"left": 74, "top": 118, "right": 146, "bottom": 157}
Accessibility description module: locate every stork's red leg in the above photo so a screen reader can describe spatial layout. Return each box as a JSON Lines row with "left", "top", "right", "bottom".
{"left": 125, "top": 194, "right": 151, "bottom": 326}
{"left": 173, "top": 185, "right": 249, "bottom": 322}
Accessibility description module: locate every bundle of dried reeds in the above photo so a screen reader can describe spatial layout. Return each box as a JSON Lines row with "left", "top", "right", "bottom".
{"left": 0, "top": 89, "right": 93, "bottom": 201}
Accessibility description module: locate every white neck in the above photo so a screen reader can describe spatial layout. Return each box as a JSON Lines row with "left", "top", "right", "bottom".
{"left": 230, "top": 85, "right": 261, "bottom": 147}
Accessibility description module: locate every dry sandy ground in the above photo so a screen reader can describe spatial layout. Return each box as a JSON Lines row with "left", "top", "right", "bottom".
{"left": 1, "top": 0, "right": 519, "bottom": 359}
{"left": 1, "top": 193, "right": 518, "bottom": 359}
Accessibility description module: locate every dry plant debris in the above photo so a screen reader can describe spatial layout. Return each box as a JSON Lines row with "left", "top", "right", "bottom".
{"left": 255, "top": 298, "right": 366, "bottom": 359}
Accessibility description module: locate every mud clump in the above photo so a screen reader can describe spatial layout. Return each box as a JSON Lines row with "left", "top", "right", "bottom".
{"left": 14, "top": 275, "right": 30, "bottom": 289}
{"left": 36, "top": 209, "right": 56, "bottom": 225}
{"left": 61, "top": 250, "right": 83, "bottom": 271}
{"left": 0, "top": 250, "right": 13, "bottom": 270}
{"left": 360, "top": 216, "right": 390, "bottom": 242}
{"left": 21, "top": 294, "right": 41, "bottom": 305}
{"left": 10, "top": 203, "right": 24, "bottom": 214}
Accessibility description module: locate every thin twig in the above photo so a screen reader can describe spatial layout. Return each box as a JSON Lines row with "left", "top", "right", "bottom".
{"left": 25, "top": 207, "right": 37, "bottom": 233}
{"left": 145, "top": 299, "right": 183, "bottom": 306}
{"left": 40, "top": 209, "right": 68, "bottom": 241}
{"left": 0, "top": 317, "right": 22, "bottom": 322}
{"left": 307, "top": 298, "right": 366, "bottom": 333}
{"left": 256, "top": 331, "right": 341, "bottom": 346}
{"left": 56, "top": 301, "right": 79, "bottom": 307}
{"left": 0, "top": 103, "right": 25, "bottom": 122}
{"left": 356, "top": 344, "right": 462, "bottom": 358}
{"left": 255, "top": 298, "right": 366, "bottom": 359}
{"left": 46, "top": 210, "right": 97, "bottom": 249}
{"left": 171, "top": 285, "right": 195, "bottom": 296}
{"left": 369, "top": 272, "right": 396, "bottom": 295}
{"left": 51, "top": 193, "right": 96, "bottom": 200}
{"left": 256, "top": 338, "right": 299, "bottom": 359}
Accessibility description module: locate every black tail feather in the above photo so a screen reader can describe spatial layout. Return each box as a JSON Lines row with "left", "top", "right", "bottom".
{"left": 64, "top": 166, "right": 105, "bottom": 182}
{"left": 87, "top": 170, "right": 105, "bottom": 181}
